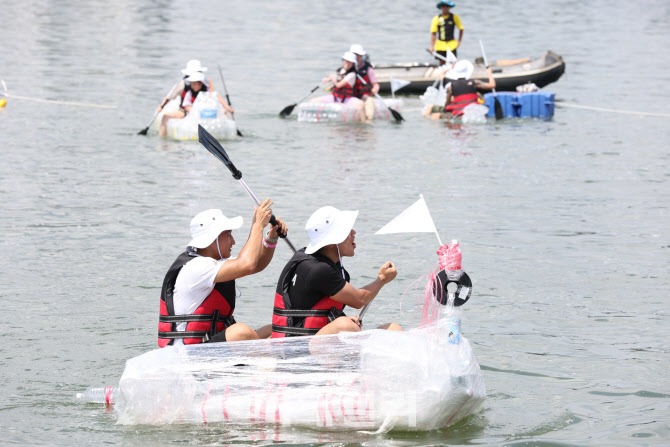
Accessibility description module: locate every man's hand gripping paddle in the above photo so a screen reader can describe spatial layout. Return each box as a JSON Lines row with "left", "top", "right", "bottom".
{"left": 197, "top": 125, "right": 296, "bottom": 253}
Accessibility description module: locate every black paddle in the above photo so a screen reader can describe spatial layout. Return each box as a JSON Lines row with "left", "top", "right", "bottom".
{"left": 197, "top": 125, "right": 296, "bottom": 252}
{"left": 138, "top": 80, "right": 181, "bottom": 135}
{"left": 279, "top": 85, "right": 320, "bottom": 118}
{"left": 216, "top": 65, "right": 243, "bottom": 137}
{"left": 478, "top": 40, "right": 504, "bottom": 120}
{"left": 356, "top": 74, "right": 404, "bottom": 122}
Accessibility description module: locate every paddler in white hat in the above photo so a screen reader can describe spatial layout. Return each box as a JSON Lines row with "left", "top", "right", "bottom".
{"left": 271, "top": 206, "right": 402, "bottom": 338}
{"left": 349, "top": 44, "right": 380, "bottom": 120}
{"left": 158, "top": 199, "right": 288, "bottom": 347}
{"left": 155, "top": 59, "right": 208, "bottom": 113}
{"left": 311, "top": 52, "right": 366, "bottom": 121}
{"left": 423, "top": 59, "right": 496, "bottom": 119}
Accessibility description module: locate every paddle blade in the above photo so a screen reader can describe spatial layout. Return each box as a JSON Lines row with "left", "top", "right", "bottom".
{"left": 236, "top": 128, "right": 243, "bottom": 137}
{"left": 494, "top": 97, "right": 504, "bottom": 120}
{"left": 279, "top": 104, "right": 296, "bottom": 118}
{"left": 389, "top": 107, "right": 404, "bottom": 122}
{"left": 138, "top": 127, "right": 149, "bottom": 135}
{"left": 197, "top": 125, "right": 242, "bottom": 179}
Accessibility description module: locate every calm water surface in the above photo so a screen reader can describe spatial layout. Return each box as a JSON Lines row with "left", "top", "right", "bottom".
{"left": 1, "top": 0, "right": 669, "bottom": 445}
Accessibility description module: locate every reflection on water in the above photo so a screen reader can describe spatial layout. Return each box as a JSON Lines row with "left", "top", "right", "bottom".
{"left": 1, "top": 0, "right": 669, "bottom": 445}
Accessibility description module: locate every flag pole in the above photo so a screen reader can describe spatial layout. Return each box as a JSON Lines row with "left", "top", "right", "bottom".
{"left": 420, "top": 194, "right": 443, "bottom": 246}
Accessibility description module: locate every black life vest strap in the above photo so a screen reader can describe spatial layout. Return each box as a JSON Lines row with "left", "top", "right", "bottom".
{"left": 158, "top": 330, "right": 210, "bottom": 339}
{"left": 159, "top": 314, "right": 236, "bottom": 324}
{"left": 271, "top": 325, "right": 320, "bottom": 336}
{"left": 272, "top": 307, "right": 331, "bottom": 318}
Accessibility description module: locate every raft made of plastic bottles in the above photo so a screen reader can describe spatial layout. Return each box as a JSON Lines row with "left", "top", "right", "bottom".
{"left": 104, "top": 286, "right": 484, "bottom": 431}
{"left": 296, "top": 98, "right": 403, "bottom": 123}
{"left": 154, "top": 91, "right": 237, "bottom": 140}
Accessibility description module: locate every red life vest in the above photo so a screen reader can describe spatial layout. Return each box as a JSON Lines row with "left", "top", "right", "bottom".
{"left": 158, "top": 251, "right": 236, "bottom": 347}
{"left": 446, "top": 79, "right": 479, "bottom": 116}
{"left": 179, "top": 84, "right": 208, "bottom": 110}
{"left": 354, "top": 63, "right": 373, "bottom": 98}
{"left": 271, "top": 249, "right": 346, "bottom": 338}
{"left": 332, "top": 68, "right": 356, "bottom": 103}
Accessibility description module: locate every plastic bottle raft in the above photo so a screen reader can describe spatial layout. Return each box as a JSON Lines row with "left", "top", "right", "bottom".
{"left": 154, "top": 91, "right": 237, "bottom": 140}
{"left": 80, "top": 242, "right": 485, "bottom": 432}
{"left": 296, "top": 98, "right": 403, "bottom": 123}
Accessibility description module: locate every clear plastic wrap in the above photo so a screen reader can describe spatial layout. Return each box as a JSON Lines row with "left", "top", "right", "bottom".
{"left": 113, "top": 260, "right": 485, "bottom": 431}
{"left": 154, "top": 91, "right": 237, "bottom": 140}
{"left": 296, "top": 98, "right": 403, "bottom": 123}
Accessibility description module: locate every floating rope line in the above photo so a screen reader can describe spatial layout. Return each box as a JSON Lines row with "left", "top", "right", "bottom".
{"left": 557, "top": 102, "right": 670, "bottom": 118}
{"left": 1, "top": 93, "right": 117, "bottom": 109}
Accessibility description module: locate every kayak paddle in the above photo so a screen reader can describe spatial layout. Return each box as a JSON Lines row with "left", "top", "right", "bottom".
{"left": 197, "top": 125, "right": 296, "bottom": 253}
{"left": 356, "top": 74, "right": 404, "bottom": 122}
{"left": 217, "top": 65, "right": 243, "bottom": 137}
{"left": 478, "top": 40, "right": 504, "bottom": 120}
{"left": 139, "top": 80, "right": 181, "bottom": 135}
{"left": 279, "top": 85, "right": 321, "bottom": 118}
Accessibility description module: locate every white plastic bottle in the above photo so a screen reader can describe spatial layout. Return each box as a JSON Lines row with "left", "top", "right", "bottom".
{"left": 76, "top": 386, "right": 119, "bottom": 405}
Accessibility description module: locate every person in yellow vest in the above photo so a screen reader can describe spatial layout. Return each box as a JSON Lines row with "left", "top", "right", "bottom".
{"left": 429, "top": 1, "right": 464, "bottom": 63}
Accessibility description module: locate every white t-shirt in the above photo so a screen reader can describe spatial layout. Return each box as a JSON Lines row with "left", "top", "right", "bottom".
{"left": 172, "top": 256, "right": 228, "bottom": 346}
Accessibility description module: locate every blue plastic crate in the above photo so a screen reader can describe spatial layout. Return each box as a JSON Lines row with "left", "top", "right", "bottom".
{"left": 484, "top": 92, "right": 555, "bottom": 118}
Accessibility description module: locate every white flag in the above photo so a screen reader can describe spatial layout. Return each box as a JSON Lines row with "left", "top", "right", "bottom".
{"left": 390, "top": 78, "right": 411, "bottom": 94}
{"left": 376, "top": 195, "right": 438, "bottom": 235}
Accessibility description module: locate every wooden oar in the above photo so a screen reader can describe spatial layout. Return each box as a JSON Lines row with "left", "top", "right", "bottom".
{"left": 139, "top": 80, "right": 181, "bottom": 135}
{"left": 279, "top": 85, "right": 321, "bottom": 118}
{"left": 217, "top": 65, "right": 243, "bottom": 137}
{"left": 198, "top": 125, "right": 296, "bottom": 252}
{"left": 478, "top": 40, "right": 504, "bottom": 120}
{"left": 356, "top": 74, "right": 404, "bottom": 122}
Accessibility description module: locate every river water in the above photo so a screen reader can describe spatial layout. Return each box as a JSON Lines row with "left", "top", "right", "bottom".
{"left": 1, "top": 0, "right": 669, "bottom": 445}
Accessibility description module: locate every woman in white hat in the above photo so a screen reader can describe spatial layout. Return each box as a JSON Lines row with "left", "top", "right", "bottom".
{"left": 310, "top": 52, "right": 366, "bottom": 120}
{"left": 349, "top": 44, "right": 380, "bottom": 120}
{"left": 424, "top": 59, "right": 496, "bottom": 119}
{"left": 158, "top": 198, "right": 288, "bottom": 346}
{"left": 157, "top": 60, "right": 235, "bottom": 136}
{"left": 156, "top": 59, "right": 208, "bottom": 113}
{"left": 271, "top": 206, "right": 402, "bottom": 338}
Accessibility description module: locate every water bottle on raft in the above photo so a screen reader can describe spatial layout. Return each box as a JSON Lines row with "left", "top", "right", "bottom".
{"left": 76, "top": 386, "right": 119, "bottom": 405}
{"left": 432, "top": 240, "right": 471, "bottom": 345}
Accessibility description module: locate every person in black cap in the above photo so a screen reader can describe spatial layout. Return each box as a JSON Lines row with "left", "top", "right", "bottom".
{"left": 429, "top": 1, "right": 464, "bottom": 62}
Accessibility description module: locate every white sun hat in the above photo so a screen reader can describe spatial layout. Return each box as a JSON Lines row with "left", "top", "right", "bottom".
{"left": 453, "top": 60, "right": 474, "bottom": 80}
{"left": 305, "top": 206, "right": 359, "bottom": 254}
{"left": 341, "top": 51, "right": 357, "bottom": 63}
{"left": 186, "top": 71, "right": 206, "bottom": 83}
{"left": 349, "top": 44, "right": 366, "bottom": 56}
{"left": 188, "top": 209, "right": 243, "bottom": 249}
{"left": 181, "top": 59, "right": 208, "bottom": 75}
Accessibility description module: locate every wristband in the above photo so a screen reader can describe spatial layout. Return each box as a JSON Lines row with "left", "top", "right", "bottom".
{"left": 262, "top": 238, "right": 277, "bottom": 249}
{"left": 265, "top": 232, "right": 279, "bottom": 243}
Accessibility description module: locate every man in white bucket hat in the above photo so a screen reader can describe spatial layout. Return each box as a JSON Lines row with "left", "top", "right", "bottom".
{"left": 271, "top": 206, "right": 402, "bottom": 338}
{"left": 158, "top": 199, "right": 288, "bottom": 346}
{"left": 424, "top": 59, "right": 496, "bottom": 119}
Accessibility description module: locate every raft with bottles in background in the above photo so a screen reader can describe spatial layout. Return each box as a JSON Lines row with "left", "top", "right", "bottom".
{"left": 154, "top": 91, "right": 237, "bottom": 140}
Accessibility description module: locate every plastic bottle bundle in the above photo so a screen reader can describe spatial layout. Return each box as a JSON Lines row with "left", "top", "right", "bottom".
{"left": 296, "top": 99, "right": 403, "bottom": 123}
{"left": 105, "top": 240, "right": 485, "bottom": 431}
{"left": 420, "top": 83, "right": 447, "bottom": 108}
{"left": 460, "top": 104, "right": 489, "bottom": 124}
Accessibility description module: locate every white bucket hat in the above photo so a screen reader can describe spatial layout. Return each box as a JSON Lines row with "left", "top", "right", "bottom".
{"left": 181, "top": 59, "right": 208, "bottom": 75}
{"left": 305, "top": 206, "right": 359, "bottom": 254}
{"left": 349, "top": 44, "right": 366, "bottom": 56}
{"left": 341, "top": 51, "right": 357, "bottom": 64}
{"left": 186, "top": 71, "right": 206, "bottom": 83}
{"left": 188, "top": 209, "right": 243, "bottom": 249}
{"left": 453, "top": 60, "right": 474, "bottom": 80}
